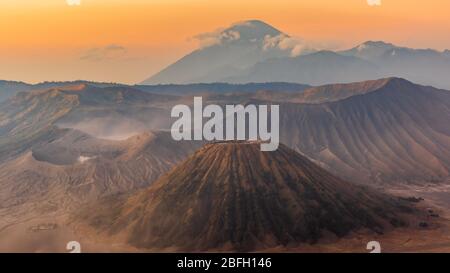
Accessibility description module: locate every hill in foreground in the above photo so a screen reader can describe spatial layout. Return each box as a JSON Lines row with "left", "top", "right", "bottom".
{"left": 78, "top": 142, "right": 417, "bottom": 251}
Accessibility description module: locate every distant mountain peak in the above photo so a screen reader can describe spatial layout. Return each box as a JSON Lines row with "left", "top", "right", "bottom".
{"left": 236, "top": 19, "right": 274, "bottom": 27}
{"left": 359, "top": 40, "right": 396, "bottom": 48}
{"left": 382, "top": 76, "right": 412, "bottom": 84}
{"left": 350, "top": 77, "right": 415, "bottom": 89}
{"left": 346, "top": 40, "right": 398, "bottom": 59}
{"left": 231, "top": 19, "right": 281, "bottom": 31}
{"left": 379, "top": 77, "right": 417, "bottom": 89}
{"left": 355, "top": 41, "right": 397, "bottom": 55}
{"left": 194, "top": 20, "right": 285, "bottom": 48}
{"left": 224, "top": 20, "right": 284, "bottom": 42}
{"left": 295, "top": 77, "right": 416, "bottom": 104}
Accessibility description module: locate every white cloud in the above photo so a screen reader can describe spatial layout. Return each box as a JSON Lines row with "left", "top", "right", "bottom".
{"left": 263, "top": 34, "right": 308, "bottom": 57}
{"left": 80, "top": 44, "right": 127, "bottom": 61}
{"left": 262, "top": 34, "right": 339, "bottom": 57}
{"left": 66, "top": 0, "right": 81, "bottom": 5}
{"left": 367, "top": 0, "right": 381, "bottom": 6}
{"left": 193, "top": 23, "right": 338, "bottom": 57}
{"left": 193, "top": 29, "right": 241, "bottom": 48}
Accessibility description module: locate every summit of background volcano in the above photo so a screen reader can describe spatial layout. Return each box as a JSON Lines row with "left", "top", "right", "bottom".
{"left": 141, "top": 20, "right": 294, "bottom": 85}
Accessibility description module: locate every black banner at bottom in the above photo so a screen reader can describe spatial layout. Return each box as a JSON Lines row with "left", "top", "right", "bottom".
{"left": 1, "top": 253, "right": 444, "bottom": 272}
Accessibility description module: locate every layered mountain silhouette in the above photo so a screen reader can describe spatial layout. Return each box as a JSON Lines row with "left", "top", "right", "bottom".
{"left": 226, "top": 50, "right": 380, "bottom": 85}
{"left": 1, "top": 77, "right": 449, "bottom": 185}
{"left": 78, "top": 142, "right": 414, "bottom": 251}
{"left": 339, "top": 41, "right": 450, "bottom": 88}
{"left": 141, "top": 21, "right": 450, "bottom": 89}
{"left": 229, "top": 42, "right": 450, "bottom": 87}
{"left": 0, "top": 80, "right": 310, "bottom": 102}
{"left": 184, "top": 78, "right": 449, "bottom": 184}
{"left": 277, "top": 78, "right": 450, "bottom": 184}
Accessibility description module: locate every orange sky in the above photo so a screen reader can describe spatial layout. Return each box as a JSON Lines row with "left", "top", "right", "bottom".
{"left": 1, "top": 0, "right": 450, "bottom": 84}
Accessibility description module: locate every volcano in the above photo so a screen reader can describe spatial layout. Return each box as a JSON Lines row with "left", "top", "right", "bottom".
{"left": 80, "top": 141, "right": 415, "bottom": 251}
{"left": 141, "top": 20, "right": 292, "bottom": 85}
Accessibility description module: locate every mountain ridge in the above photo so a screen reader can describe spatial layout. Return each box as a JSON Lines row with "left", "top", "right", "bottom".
{"left": 1, "top": 77, "right": 449, "bottom": 184}
{"left": 278, "top": 79, "right": 450, "bottom": 184}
